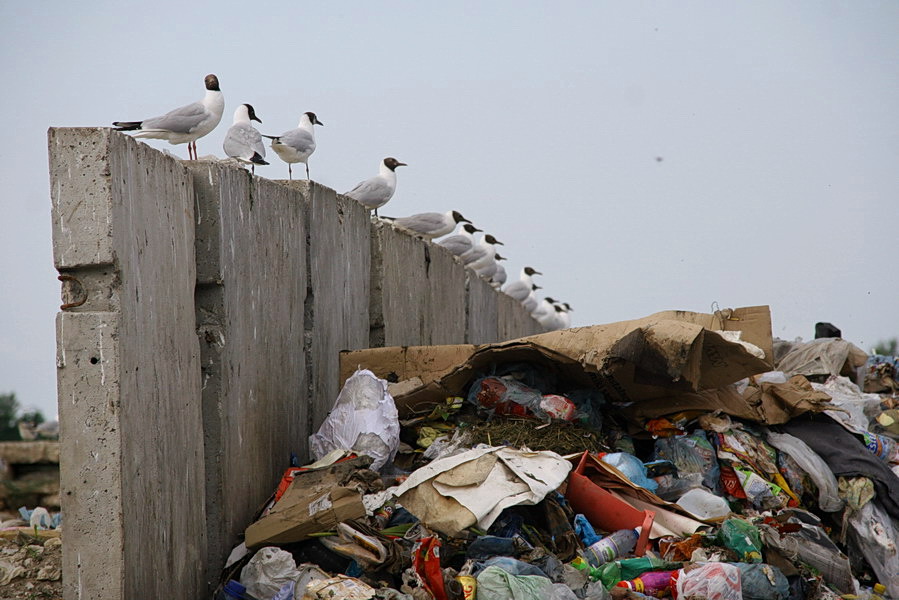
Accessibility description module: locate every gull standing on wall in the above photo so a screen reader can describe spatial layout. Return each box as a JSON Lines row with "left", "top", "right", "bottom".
{"left": 263, "top": 111, "right": 323, "bottom": 180}
{"left": 491, "top": 261, "right": 507, "bottom": 288}
{"left": 461, "top": 233, "right": 503, "bottom": 266}
{"left": 113, "top": 74, "right": 224, "bottom": 160}
{"left": 223, "top": 104, "right": 268, "bottom": 174}
{"left": 503, "top": 266, "right": 542, "bottom": 301}
{"left": 437, "top": 223, "right": 481, "bottom": 256}
{"left": 382, "top": 210, "right": 472, "bottom": 240}
{"left": 521, "top": 284, "right": 542, "bottom": 313}
{"left": 473, "top": 252, "right": 507, "bottom": 280}
{"left": 344, "top": 157, "right": 406, "bottom": 216}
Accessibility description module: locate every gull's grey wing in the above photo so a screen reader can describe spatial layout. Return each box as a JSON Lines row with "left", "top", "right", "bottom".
{"left": 277, "top": 128, "right": 315, "bottom": 154}
{"left": 438, "top": 235, "right": 473, "bottom": 256}
{"left": 224, "top": 123, "right": 265, "bottom": 159}
{"left": 345, "top": 178, "right": 390, "bottom": 204}
{"left": 394, "top": 212, "right": 444, "bottom": 232}
{"left": 502, "top": 280, "right": 529, "bottom": 300}
{"left": 142, "top": 101, "right": 208, "bottom": 133}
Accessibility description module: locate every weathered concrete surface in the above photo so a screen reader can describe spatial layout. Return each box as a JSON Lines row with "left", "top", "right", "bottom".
{"left": 49, "top": 129, "right": 548, "bottom": 600}
{"left": 188, "top": 162, "right": 307, "bottom": 589}
{"left": 370, "top": 221, "right": 468, "bottom": 347}
{"left": 465, "top": 273, "right": 500, "bottom": 344}
{"left": 497, "top": 292, "right": 545, "bottom": 340}
{"left": 285, "top": 182, "right": 371, "bottom": 433}
{"left": 51, "top": 128, "right": 206, "bottom": 600}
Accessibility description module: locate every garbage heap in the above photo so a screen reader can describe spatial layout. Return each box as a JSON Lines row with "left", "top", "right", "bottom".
{"left": 219, "top": 306, "right": 899, "bottom": 600}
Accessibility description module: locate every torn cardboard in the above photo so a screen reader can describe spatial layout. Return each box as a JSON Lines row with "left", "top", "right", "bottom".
{"left": 245, "top": 482, "right": 366, "bottom": 548}
{"left": 620, "top": 374, "right": 834, "bottom": 425}
{"left": 393, "top": 446, "right": 572, "bottom": 537}
{"left": 340, "top": 306, "right": 774, "bottom": 416}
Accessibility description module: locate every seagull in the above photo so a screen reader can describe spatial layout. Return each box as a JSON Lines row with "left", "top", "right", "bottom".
{"left": 263, "top": 111, "right": 323, "bottom": 180}
{"left": 113, "top": 74, "right": 224, "bottom": 160}
{"left": 502, "top": 266, "right": 542, "bottom": 301}
{"left": 382, "top": 210, "right": 471, "bottom": 240}
{"left": 344, "top": 157, "right": 406, "bottom": 216}
{"left": 540, "top": 304, "right": 567, "bottom": 331}
{"left": 461, "top": 234, "right": 503, "bottom": 265}
{"left": 437, "top": 223, "right": 481, "bottom": 256}
{"left": 491, "top": 262, "right": 507, "bottom": 288}
{"left": 533, "top": 297, "right": 562, "bottom": 329}
{"left": 473, "top": 252, "right": 507, "bottom": 280}
{"left": 557, "top": 303, "right": 573, "bottom": 329}
{"left": 521, "top": 284, "right": 542, "bottom": 313}
{"left": 223, "top": 104, "right": 268, "bottom": 174}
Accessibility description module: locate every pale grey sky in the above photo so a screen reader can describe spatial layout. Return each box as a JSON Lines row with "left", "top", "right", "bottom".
{"left": 2, "top": 2, "right": 897, "bottom": 420}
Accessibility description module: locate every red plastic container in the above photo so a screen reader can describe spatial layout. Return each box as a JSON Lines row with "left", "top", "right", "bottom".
{"left": 564, "top": 451, "right": 655, "bottom": 556}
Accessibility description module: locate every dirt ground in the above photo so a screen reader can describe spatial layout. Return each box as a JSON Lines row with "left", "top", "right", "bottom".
{"left": 0, "top": 511, "right": 62, "bottom": 600}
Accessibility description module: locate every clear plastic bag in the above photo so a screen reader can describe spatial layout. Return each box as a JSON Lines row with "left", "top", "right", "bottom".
{"left": 600, "top": 452, "right": 658, "bottom": 492}
{"left": 846, "top": 500, "right": 899, "bottom": 598}
{"left": 652, "top": 433, "right": 719, "bottom": 499}
{"left": 475, "top": 565, "right": 555, "bottom": 600}
{"left": 675, "top": 562, "right": 742, "bottom": 600}
{"left": 467, "top": 376, "right": 547, "bottom": 419}
{"left": 765, "top": 430, "right": 843, "bottom": 512}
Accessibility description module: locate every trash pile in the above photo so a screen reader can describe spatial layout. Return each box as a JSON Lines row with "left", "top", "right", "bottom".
{"left": 219, "top": 306, "right": 899, "bottom": 599}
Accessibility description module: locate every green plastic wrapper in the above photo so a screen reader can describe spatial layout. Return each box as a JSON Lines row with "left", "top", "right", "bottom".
{"left": 570, "top": 556, "right": 681, "bottom": 589}
{"left": 716, "top": 518, "right": 762, "bottom": 563}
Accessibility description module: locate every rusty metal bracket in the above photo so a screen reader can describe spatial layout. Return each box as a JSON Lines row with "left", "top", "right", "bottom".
{"left": 58, "top": 274, "right": 88, "bottom": 310}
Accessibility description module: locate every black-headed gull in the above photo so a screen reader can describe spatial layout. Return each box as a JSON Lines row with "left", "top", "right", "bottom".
{"left": 437, "top": 223, "right": 482, "bottom": 256}
{"left": 223, "top": 104, "right": 268, "bottom": 174}
{"left": 521, "top": 284, "right": 541, "bottom": 313}
{"left": 344, "top": 157, "right": 406, "bottom": 216}
{"left": 113, "top": 74, "right": 224, "bottom": 160}
{"left": 473, "top": 252, "right": 507, "bottom": 279}
{"left": 502, "top": 266, "right": 542, "bottom": 301}
{"left": 461, "top": 233, "right": 503, "bottom": 265}
{"left": 382, "top": 210, "right": 471, "bottom": 240}
{"left": 491, "top": 262, "right": 507, "bottom": 288}
{"left": 263, "top": 111, "right": 323, "bottom": 180}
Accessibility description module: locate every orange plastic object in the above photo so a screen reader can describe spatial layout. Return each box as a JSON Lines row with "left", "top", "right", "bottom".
{"left": 564, "top": 451, "right": 655, "bottom": 556}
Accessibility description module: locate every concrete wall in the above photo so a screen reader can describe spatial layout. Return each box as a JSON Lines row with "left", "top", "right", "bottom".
{"left": 50, "top": 128, "right": 206, "bottom": 600}
{"left": 187, "top": 162, "right": 308, "bottom": 590}
{"left": 49, "top": 128, "right": 544, "bottom": 600}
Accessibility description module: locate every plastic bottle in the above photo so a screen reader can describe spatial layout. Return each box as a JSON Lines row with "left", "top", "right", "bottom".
{"left": 871, "top": 583, "right": 887, "bottom": 600}
{"left": 583, "top": 527, "right": 641, "bottom": 566}
{"left": 615, "top": 570, "right": 676, "bottom": 598}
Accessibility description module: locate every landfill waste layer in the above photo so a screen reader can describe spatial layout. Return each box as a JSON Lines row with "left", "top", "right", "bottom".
{"left": 222, "top": 308, "right": 899, "bottom": 600}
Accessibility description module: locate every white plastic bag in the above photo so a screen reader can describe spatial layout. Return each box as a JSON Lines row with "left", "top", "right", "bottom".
{"left": 813, "top": 375, "right": 882, "bottom": 432}
{"left": 677, "top": 487, "right": 731, "bottom": 521}
{"left": 846, "top": 500, "right": 899, "bottom": 598}
{"left": 309, "top": 369, "right": 399, "bottom": 471}
{"left": 765, "top": 430, "right": 843, "bottom": 512}
{"left": 675, "top": 562, "right": 742, "bottom": 600}
{"left": 240, "top": 546, "right": 300, "bottom": 600}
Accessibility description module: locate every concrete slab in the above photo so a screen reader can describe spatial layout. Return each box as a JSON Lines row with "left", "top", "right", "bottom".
{"left": 465, "top": 273, "right": 499, "bottom": 344}
{"left": 370, "top": 222, "right": 467, "bottom": 347}
{"left": 187, "top": 162, "right": 307, "bottom": 587}
{"left": 51, "top": 128, "right": 206, "bottom": 600}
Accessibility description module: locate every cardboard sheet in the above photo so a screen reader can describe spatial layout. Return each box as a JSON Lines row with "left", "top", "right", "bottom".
{"left": 340, "top": 306, "right": 774, "bottom": 417}
{"left": 393, "top": 446, "right": 572, "bottom": 537}
{"left": 245, "top": 479, "right": 366, "bottom": 548}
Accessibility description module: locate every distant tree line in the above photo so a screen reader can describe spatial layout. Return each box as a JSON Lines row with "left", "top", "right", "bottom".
{"left": 873, "top": 338, "right": 898, "bottom": 356}
{"left": 0, "top": 392, "right": 46, "bottom": 441}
